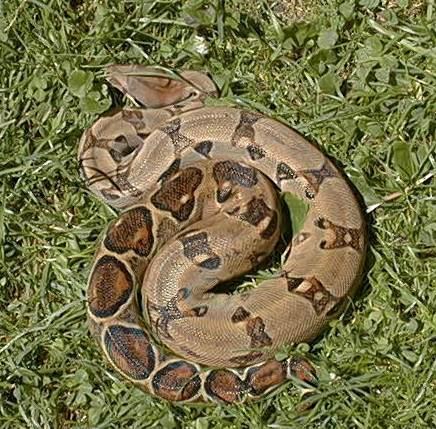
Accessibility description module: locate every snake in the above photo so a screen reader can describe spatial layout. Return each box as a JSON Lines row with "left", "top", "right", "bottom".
{"left": 78, "top": 65, "right": 367, "bottom": 404}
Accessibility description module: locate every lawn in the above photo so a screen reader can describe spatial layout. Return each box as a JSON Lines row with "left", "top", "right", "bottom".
{"left": 0, "top": 0, "right": 435, "bottom": 428}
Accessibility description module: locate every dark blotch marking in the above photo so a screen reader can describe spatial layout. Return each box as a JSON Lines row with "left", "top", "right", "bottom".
{"left": 290, "top": 276, "right": 339, "bottom": 315}
{"left": 104, "top": 206, "right": 154, "bottom": 257}
{"left": 246, "top": 317, "right": 273, "bottom": 348}
{"left": 315, "top": 217, "right": 363, "bottom": 252}
{"left": 240, "top": 110, "right": 263, "bottom": 125}
{"left": 156, "top": 217, "right": 179, "bottom": 242}
{"left": 261, "top": 211, "right": 278, "bottom": 240}
{"left": 231, "top": 111, "right": 262, "bottom": 147}
{"left": 151, "top": 167, "right": 203, "bottom": 221}
{"left": 305, "top": 189, "right": 316, "bottom": 199}
{"left": 217, "top": 187, "right": 232, "bottom": 203}
{"left": 286, "top": 276, "right": 305, "bottom": 292}
{"left": 226, "top": 206, "right": 241, "bottom": 216}
{"left": 180, "top": 231, "right": 221, "bottom": 270}
{"left": 104, "top": 325, "right": 155, "bottom": 380}
{"left": 238, "top": 197, "right": 278, "bottom": 239}
{"left": 194, "top": 140, "right": 213, "bottom": 157}
{"left": 185, "top": 305, "right": 209, "bottom": 317}
{"left": 276, "top": 162, "right": 297, "bottom": 183}
{"left": 299, "top": 161, "right": 338, "bottom": 196}
{"left": 204, "top": 370, "right": 247, "bottom": 403}
{"left": 176, "top": 287, "right": 190, "bottom": 300}
{"left": 180, "top": 231, "right": 209, "bottom": 259}
{"left": 114, "top": 172, "right": 142, "bottom": 197}
{"left": 198, "top": 255, "right": 221, "bottom": 269}
{"left": 246, "top": 360, "right": 287, "bottom": 395}
{"left": 239, "top": 198, "right": 269, "bottom": 226}
{"left": 158, "top": 158, "right": 181, "bottom": 183}
{"left": 247, "top": 144, "right": 266, "bottom": 160}
{"left": 159, "top": 117, "right": 181, "bottom": 135}
{"left": 231, "top": 306, "right": 251, "bottom": 323}
{"left": 148, "top": 299, "right": 179, "bottom": 340}
{"left": 229, "top": 351, "right": 263, "bottom": 365}
{"left": 150, "top": 287, "right": 208, "bottom": 339}
{"left": 152, "top": 361, "right": 201, "bottom": 401}
{"left": 213, "top": 160, "right": 258, "bottom": 188}
{"left": 159, "top": 118, "right": 193, "bottom": 151}
{"left": 88, "top": 255, "right": 133, "bottom": 318}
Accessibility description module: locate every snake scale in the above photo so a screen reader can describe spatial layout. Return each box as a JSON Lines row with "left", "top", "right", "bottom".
{"left": 79, "top": 65, "right": 366, "bottom": 404}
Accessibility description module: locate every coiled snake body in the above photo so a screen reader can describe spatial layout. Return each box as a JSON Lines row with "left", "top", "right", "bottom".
{"left": 79, "top": 65, "right": 366, "bottom": 404}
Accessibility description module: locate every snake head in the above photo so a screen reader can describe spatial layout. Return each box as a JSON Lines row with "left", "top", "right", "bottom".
{"left": 105, "top": 64, "right": 217, "bottom": 109}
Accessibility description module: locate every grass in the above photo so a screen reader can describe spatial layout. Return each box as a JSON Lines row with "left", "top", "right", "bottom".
{"left": 0, "top": 0, "right": 435, "bottom": 427}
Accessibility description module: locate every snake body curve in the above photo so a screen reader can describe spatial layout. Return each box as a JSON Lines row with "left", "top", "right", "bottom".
{"left": 79, "top": 65, "right": 366, "bottom": 404}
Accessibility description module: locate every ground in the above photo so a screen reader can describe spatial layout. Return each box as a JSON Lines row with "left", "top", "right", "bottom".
{"left": 0, "top": 0, "right": 435, "bottom": 428}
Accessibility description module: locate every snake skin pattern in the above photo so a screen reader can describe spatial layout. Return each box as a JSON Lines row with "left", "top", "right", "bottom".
{"left": 79, "top": 65, "right": 366, "bottom": 404}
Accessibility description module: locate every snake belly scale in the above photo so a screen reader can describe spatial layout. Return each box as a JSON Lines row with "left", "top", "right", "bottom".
{"left": 79, "top": 65, "right": 366, "bottom": 404}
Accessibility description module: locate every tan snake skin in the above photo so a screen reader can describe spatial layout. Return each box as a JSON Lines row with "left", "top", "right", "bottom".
{"left": 79, "top": 65, "right": 367, "bottom": 403}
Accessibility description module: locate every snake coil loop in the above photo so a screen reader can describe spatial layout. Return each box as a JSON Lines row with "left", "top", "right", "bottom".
{"left": 79, "top": 65, "right": 366, "bottom": 403}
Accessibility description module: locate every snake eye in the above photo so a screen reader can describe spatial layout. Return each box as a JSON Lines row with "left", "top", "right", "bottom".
{"left": 189, "top": 90, "right": 201, "bottom": 99}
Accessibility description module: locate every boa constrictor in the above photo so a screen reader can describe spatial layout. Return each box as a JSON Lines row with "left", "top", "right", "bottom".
{"left": 79, "top": 65, "right": 366, "bottom": 404}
